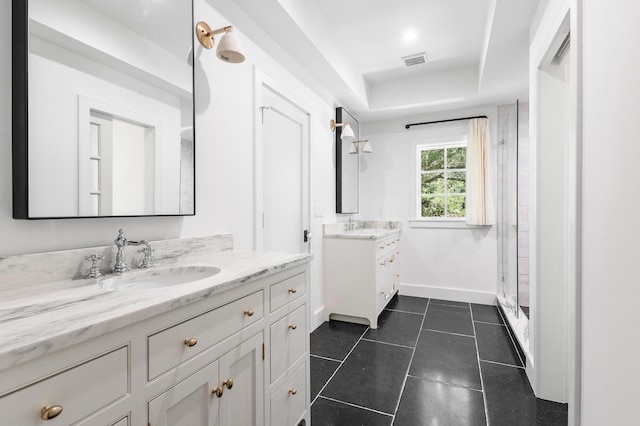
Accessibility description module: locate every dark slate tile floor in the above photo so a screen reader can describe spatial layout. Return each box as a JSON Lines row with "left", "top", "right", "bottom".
{"left": 310, "top": 295, "right": 568, "bottom": 426}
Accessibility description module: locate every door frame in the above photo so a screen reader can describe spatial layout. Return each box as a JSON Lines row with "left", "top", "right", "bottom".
{"left": 528, "top": 0, "right": 581, "bottom": 423}
{"left": 253, "top": 67, "right": 312, "bottom": 253}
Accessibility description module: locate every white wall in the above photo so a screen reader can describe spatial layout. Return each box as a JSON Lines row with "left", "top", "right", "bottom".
{"left": 0, "top": 1, "right": 336, "bottom": 330}
{"left": 581, "top": 0, "right": 640, "bottom": 423}
{"left": 357, "top": 107, "right": 500, "bottom": 304}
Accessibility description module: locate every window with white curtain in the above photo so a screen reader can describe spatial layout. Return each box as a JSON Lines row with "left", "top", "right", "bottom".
{"left": 416, "top": 142, "right": 467, "bottom": 219}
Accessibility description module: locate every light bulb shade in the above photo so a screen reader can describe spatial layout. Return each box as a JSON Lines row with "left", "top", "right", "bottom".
{"left": 362, "top": 141, "right": 373, "bottom": 153}
{"left": 349, "top": 141, "right": 358, "bottom": 154}
{"left": 340, "top": 123, "right": 355, "bottom": 139}
{"left": 217, "top": 28, "right": 245, "bottom": 63}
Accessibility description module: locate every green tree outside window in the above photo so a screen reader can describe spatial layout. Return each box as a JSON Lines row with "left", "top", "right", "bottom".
{"left": 420, "top": 145, "right": 466, "bottom": 218}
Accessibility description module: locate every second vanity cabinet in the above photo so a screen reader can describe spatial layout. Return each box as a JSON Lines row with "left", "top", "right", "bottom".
{"left": 0, "top": 262, "right": 310, "bottom": 426}
{"left": 323, "top": 230, "right": 401, "bottom": 329}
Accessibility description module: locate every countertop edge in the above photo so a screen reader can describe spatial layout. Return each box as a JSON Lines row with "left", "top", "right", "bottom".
{"left": 0, "top": 251, "right": 312, "bottom": 371}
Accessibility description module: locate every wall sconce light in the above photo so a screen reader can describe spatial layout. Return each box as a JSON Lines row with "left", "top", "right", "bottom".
{"left": 349, "top": 139, "right": 373, "bottom": 154}
{"left": 196, "top": 21, "right": 246, "bottom": 63}
{"left": 329, "top": 119, "right": 355, "bottom": 139}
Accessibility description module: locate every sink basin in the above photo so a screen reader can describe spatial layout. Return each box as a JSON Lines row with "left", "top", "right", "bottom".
{"left": 99, "top": 265, "right": 221, "bottom": 291}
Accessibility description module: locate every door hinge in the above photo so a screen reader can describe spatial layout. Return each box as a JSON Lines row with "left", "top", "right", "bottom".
{"left": 262, "top": 343, "right": 265, "bottom": 361}
{"left": 303, "top": 229, "right": 310, "bottom": 243}
{"left": 260, "top": 106, "right": 270, "bottom": 124}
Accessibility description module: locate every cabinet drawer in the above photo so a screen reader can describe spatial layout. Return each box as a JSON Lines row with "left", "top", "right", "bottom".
{"left": 148, "top": 291, "right": 263, "bottom": 380}
{"left": 270, "top": 272, "right": 305, "bottom": 312}
{"left": 376, "top": 236, "right": 395, "bottom": 254}
{"left": 0, "top": 346, "right": 128, "bottom": 425}
{"left": 270, "top": 305, "right": 306, "bottom": 383}
{"left": 270, "top": 363, "right": 307, "bottom": 426}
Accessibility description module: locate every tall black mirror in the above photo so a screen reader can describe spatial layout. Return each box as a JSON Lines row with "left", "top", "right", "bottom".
{"left": 335, "top": 107, "right": 359, "bottom": 214}
{"left": 12, "top": 0, "right": 195, "bottom": 219}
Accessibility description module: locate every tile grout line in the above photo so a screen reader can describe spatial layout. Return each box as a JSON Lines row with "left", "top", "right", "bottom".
{"left": 310, "top": 353, "right": 342, "bottom": 363}
{"left": 405, "top": 374, "right": 484, "bottom": 393}
{"left": 430, "top": 302, "right": 470, "bottom": 310}
{"left": 480, "top": 359, "right": 525, "bottom": 370}
{"left": 360, "top": 337, "right": 415, "bottom": 350}
{"left": 384, "top": 307, "right": 425, "bottom": 316}
{"left": 474, "top": 320, "right": 506, "bottom": 327}
{"left": 317, "top": 396, "right": 394, "bottom": 418}
{"left": 310, "top": 326, "right": 369, "bottom": 407}
{"left": 470, "top": 303, "right": 491, "bottom": 426}
{"left": 390, "top": 299, "right": 430, "bottom": 424}
{"left": 422, "top": 327, "right": 475, "bottom": 338}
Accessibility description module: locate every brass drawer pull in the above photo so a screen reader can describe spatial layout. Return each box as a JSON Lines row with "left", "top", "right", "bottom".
{"left": 184, "top": 338, "right": 198, "bottom": 347}
{"left": 244, "top": 309, "right": 254, "bottom": 317}
{"left": 289, "top": 324, "right": 297, "bottom": 330}
{"left": 223, "top": 378, "right": 233, "bottom": 389}
{"left": 213, "top": 387, "right": 223, "bottom": 398}
{"left": 288, "top": 288, "right": 297, "bottom": 294}
{"left": 289, "top": 388, "right": 297, "bottom": 395}
{"left": 41, "top": 405, "right": 63, "bottom": 420}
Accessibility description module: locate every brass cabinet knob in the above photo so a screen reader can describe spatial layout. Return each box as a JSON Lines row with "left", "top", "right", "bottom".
{"left": 289, "top": 388, "right": 297, "bottom": 395}
{"left": 184, "top": 338, "right": 198, "bottom": 347}
{"left": 244, "top": 309, "right": 254, "bottom": 317}
{"left": 41, "top": 405, "right": 63, "bottom": 420}
{"left": 288, "top": 288, "right": 297, "bottom": 294}
{"left": 289, "top": 324, "right": 297, "bottom": 330}
{"left": 223, "top": 378, "right": 233, "bottom": 389}
{"left": 213, "top": 387, "right": 223, "bottom": 398}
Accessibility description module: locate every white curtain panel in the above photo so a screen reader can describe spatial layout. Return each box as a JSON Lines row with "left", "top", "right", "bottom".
{"left": 466, "top": 118, "right": 495, "bottom": 225}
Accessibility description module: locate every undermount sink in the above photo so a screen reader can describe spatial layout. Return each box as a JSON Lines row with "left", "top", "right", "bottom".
{"left": 99, "top": 265, "right": 221, "bottom": 291}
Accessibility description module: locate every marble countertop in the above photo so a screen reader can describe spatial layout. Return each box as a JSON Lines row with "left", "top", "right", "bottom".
{"left": 323, "top": 221, "right": 401, "bottom": 240}
{"left": 323, "top": 228, "right": 401, "bottom": 240}
{"left": 0, "top": 250, "right": 311, "bottom": 370}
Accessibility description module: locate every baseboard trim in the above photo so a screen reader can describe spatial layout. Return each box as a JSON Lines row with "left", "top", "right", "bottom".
{"left": 312, "top": 306, "right": 325, "bottom": 332}
{"left": 399, "top": 283, "right": 497, "bottom": 305}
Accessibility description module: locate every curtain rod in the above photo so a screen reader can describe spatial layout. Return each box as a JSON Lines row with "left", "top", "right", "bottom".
{"left": 405, "top": 115, "right": 488, "bottom": 129}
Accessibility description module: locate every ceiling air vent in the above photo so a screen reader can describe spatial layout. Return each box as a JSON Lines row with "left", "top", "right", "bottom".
{"left": 402, "top": 52, "right": 427, "bottom": 67}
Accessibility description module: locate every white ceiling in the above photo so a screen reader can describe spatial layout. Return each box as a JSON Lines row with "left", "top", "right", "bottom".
{"left": 82, "top": 0, "right": 192, "bottom": 59}
{"left": 209, "top": 0, "right": 540, "bottom": 121}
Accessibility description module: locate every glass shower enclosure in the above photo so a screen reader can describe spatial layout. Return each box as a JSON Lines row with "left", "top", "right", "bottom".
{"left": 497, "top": 101, "right": 530, "bottom": 354}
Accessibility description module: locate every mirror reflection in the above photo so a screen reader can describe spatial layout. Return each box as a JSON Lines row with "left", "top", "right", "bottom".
{"left": 335, "top": 107, "right": 359, "bottom": 214}
{"left": 17, "top": 0, "right": 194, "bottom": 218}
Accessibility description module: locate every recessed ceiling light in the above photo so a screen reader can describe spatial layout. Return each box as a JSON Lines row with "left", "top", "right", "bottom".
{"left": 403, "top": 30, "right": 417, "bottom": 42}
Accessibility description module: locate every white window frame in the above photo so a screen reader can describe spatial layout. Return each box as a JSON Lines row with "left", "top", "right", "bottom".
{"left": 415, "top": 141, "right": 467, "bottom": 221}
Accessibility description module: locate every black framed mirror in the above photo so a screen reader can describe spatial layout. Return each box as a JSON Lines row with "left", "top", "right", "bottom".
{"left": 335, "top": 107, "right": 359, "bottom": 214}
{"left": 12, "top": 0, "right": 195, "bottom": 219}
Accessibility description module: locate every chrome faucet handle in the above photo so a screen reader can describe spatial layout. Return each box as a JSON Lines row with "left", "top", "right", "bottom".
{"left": 137, "top": 242, "right": 155, "bottom": 269}
{"left": 84, "top": 254, "right": 105, "bottom": 279}
{"left": 113, "top": 229, "right": 129, "bottom": 273}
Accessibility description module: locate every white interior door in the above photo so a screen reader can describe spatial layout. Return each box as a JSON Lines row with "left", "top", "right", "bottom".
{"left": 256, "top": 79, "right": 310, "bottom": 254}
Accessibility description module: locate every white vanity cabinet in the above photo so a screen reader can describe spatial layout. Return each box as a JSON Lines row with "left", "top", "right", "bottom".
{"left": 0, "top": 262, "right": 310, "bottom": 426}
{"left": 323, "top": 231, "right": 401, "bottom": 328}
{"left": 148, "top": 332, "right": 264, "bottom": 426}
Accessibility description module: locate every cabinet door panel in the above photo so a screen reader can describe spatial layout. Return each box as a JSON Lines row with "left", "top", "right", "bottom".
{"left": 270, "top": 305, "right": 306, "bottom": 383}
{"left": 148, "top": 361, "right": 220, "bottom": 426}
{"left": 219, "top": 333, "right": 264, "bottom": 426}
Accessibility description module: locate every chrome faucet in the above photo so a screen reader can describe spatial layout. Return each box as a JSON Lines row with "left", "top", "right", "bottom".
{"left": 344, "top": 217, "right": 358, "bottom": 231}
{"left": 113, "top": 229, "right": 154, "bottom": 273}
